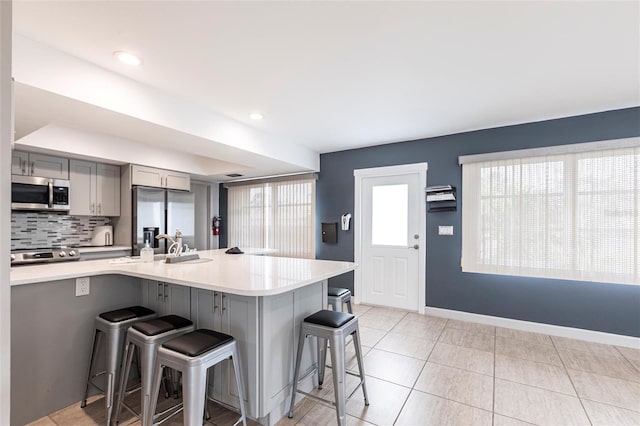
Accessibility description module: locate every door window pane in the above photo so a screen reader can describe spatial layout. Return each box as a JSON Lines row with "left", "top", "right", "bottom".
{"left": 371, "top": 184, "right": 408, "bottom": 246}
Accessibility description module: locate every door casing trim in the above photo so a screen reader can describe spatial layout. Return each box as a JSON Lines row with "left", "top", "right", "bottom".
{"left": 354, "top": 163, "right": 428, "bottom": 313}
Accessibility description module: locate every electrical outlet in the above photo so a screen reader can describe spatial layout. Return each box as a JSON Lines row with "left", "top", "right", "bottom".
{"left": 76, "top": 277, "right": 90, "bottom": 296}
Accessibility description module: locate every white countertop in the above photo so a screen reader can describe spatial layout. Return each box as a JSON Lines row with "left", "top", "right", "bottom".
{"left": 10, "top": 249, "right": 356, "bottom": 296}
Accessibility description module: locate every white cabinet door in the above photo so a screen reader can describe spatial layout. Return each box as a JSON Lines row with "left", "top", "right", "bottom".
{"left": 131, "top": 164, "right": 190, "bottom": 191}
{"left": 216, "top": 293, "right": 257, "bottom": 413}
{"left": 29, "top": 153, "right": 69, "bottom": 179}
{"left": 143, "top": 281, "right": 192, "bottom": 318}
{"left": 11, "top": 151, "right": 28, "bottom": 175}
{"left": 70, "top": 161, "right": 120, "bottom": 216}
{"left": 190, "top": 290, "right": 257, "bottom": 416}
{"left": 164, "top": 171, "right": 190, "bottom": 191}
{"left": 12, "top": 151, "right": 69, "bottom": 179}
{"left": 166, "top": 283, "right": 191, "bottom": 319}
{"left": 69, "top": 159, "right": 97, "bottom": 216}
{"left": 131, "top": 165, "right": 163, "bottom": 188}
{"left": 96, "top": 163, "right": 120, "bottom": 216}
{"left": 143, "top": 280, "right": 167, "bottom": 315}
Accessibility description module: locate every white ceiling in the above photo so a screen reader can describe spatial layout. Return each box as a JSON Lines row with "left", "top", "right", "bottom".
{"left": 12, "top": 1, "right": 640, "bottom": 155}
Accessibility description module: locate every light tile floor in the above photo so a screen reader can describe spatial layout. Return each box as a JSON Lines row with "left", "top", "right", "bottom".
{"left": 28, "top": 304, "right": 640, "bottom": 426}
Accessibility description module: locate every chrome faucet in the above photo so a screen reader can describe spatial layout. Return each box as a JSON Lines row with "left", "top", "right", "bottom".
{"left": 156, "top": 229, "right": 188, "bottom": 256}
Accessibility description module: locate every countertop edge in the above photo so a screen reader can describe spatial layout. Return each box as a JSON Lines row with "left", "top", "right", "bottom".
{"left": 10, "top": 250, "right": 357, "bottom": 296}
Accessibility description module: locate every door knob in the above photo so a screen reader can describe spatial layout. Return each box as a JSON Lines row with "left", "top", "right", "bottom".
{"left": 409, "top": 244, "right": 419, "bottom": 250}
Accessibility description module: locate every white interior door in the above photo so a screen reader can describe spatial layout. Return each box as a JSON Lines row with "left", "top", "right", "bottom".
{"left": 355, "top": 163, "right": 427, "bottom": 312}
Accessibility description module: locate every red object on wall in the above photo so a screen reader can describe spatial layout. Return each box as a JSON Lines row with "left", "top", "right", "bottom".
{"left": 212, "top": 216, "right": 222, "bottom": 236}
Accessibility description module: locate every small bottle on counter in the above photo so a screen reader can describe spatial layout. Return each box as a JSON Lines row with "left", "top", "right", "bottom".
{"left": 140, "top": 240, "right": 154, "bottom": 263}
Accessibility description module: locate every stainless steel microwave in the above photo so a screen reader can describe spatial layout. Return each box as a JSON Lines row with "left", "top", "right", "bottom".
{"left": 11, "top": 175, "right": 71, "bottom": 211}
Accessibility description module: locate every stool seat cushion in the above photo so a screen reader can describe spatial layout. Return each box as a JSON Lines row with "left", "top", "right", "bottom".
{"left": 304, "top": 310, "right": 354, "bottom": 328}
{"left": 162, "top": 329, "right": 234, "bottom": 357}
{"left": 328, "top": 287, "right": 350, "bottom": 297}
{"left": 99, "top": 306, "right": 155, "bottom": 323}
{"left": 132, "top": 315, "right": 193, "bottom": 336}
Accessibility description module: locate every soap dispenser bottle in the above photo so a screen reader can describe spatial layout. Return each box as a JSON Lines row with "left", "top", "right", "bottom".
{"left": 140, "top": 240, "right": 154, "bottom": 263}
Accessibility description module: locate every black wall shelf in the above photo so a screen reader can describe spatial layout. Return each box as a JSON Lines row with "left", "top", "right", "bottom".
{"left": 426, "top": 185, "right": 457, "bottom": 213}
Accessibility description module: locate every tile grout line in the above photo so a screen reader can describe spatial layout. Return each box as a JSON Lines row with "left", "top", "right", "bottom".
{"left": 613, "top": 345, "right": 640, "bottom": 375}
{"left": 494, "top": 335, "right": 566, "bottom": 367}
{"left": 390, "top": 318, "right": 448, "bottom": 425}
{"left": 425, "top": 358, "right": 494, "bottom": 378}
{"left": 550, "top": 336, "right": 594, "bottom": 426}
{"left": 555, "top": 345, "right": 640, "bottom": 384}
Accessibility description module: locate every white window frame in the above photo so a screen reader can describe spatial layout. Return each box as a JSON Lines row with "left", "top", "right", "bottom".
{"left": 227, "top": 176, "right": 316, "bottom": 259}
{"left": 459, "top": 137, "right": 640, "bottom": 286}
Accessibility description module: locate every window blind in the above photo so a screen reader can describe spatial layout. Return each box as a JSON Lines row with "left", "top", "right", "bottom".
{"left": 227, "top": 177, "right": 315, "bottom": 259}
{"left": 462, "top": 145, "right": 639, "bottom": 285}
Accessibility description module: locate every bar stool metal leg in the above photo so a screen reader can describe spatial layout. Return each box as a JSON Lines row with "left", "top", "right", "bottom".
{"left": 345, "top": 299, "right": 353, "bottom": 314}
{"left": 114, "top": 338, "right": 136, "bottom": 423}
{"left": 287, "top": 325, "right": 307, "bottom": 419}
{"left": 183, "top": 367, "right": 207, "bottom": 426}
{"left": 81, "top": 329, "right": 102, "bottom": 408}
{"left": 351, "top": 327, "right": 369, "bottom": 404}
{"left": 288, "top": 310, "right": 368, "bottom": 426}
{"left": 231, "top": 344, "right": 248, "bottom": 426}
{"left": 329, "top": 333, "right": 347, "bottom": 425}
{"left": 317, "top": 337, "right": 328, "bottom": 388}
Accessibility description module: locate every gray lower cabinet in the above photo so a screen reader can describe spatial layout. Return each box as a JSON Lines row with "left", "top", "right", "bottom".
{"left": 190, "top": 289, "right": 258, "bottom": 415}
{"left": 142, "top": 279, "right": 191, "bottom": 318}
{"left": 191, "top": 281, "right": 325, "bottom": 424}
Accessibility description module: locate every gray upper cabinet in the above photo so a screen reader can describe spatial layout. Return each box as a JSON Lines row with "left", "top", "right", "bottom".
{"left": 130, "top": 164, "right": 190, "bottom": 191}
{"left": 12, "top": 151, "right": 69, "bottom": 179}
{"left": 70, "top": 159, "right": 120, "bottom": 216}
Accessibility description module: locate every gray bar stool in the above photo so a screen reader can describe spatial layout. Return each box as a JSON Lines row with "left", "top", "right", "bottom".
{"left": 327, "top": 287, "right": 353, "bottom": 313}
{"left": 81, "top": 306, "right": 157, "bottom": 426}
{"left": 113, "top": 314, "right": 195, "bottom": 425}
{"left": 288, "top": 310, "right": 369, "bottom": 426}
{"left": 146, "top": 329, "right": 247, "bottom": 426}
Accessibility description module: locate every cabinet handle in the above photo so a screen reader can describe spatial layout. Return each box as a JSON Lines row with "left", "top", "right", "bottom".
{"left": 164, "top": 283, "right": 169, "bottom": 301}
{"left": 91, "top": 203, "right": 95, "bottom": 214}
{"left": 30, "top": 162, "right": 35, "bottom": 176}
{"left": 213, "top": 291, "right": 219, "bottom": 314}
{"left": 157, "top": 282, "right": 163, "bottom": 301}
{"left": 221, "top": 293, "right": 227, "bottom": 317}
{"left": 98, "top": 203, "right": 102, "bottom": 215}
{"left": 21, "top": 159, "right": 26, "bottom": 175}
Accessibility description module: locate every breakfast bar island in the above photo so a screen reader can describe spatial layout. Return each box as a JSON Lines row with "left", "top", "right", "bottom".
{"left": 10, "top": 249, "right": 356, "bottom": 425}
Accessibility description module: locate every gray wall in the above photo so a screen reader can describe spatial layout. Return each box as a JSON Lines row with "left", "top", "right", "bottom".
{"left": 316, "top": 107, "right": 640, "bottom": 337}
{"left": 11, "top": 275, "right": 142, "bottom": 425}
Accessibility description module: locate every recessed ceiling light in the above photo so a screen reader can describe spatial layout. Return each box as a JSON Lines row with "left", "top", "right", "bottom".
{"left": 113, "top": 51, "right": 142, "bottom": 66}
{"left": 249, "top": 113, "right": 264, "bottom": 120}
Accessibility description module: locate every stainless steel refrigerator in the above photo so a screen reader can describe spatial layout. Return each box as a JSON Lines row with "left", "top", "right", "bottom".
{"left": 132, "top": 186, "right": 195, "bottom": 255}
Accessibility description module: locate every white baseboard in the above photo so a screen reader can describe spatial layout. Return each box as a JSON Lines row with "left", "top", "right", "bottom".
{"left": 424, "top": 306, "right": 640, "bottom": 349}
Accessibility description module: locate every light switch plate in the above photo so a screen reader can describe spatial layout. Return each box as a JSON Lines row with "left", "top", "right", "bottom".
{"left": 438, "top": 225, "right": 454, "bottom": 236}
{"left": 76, "top": 277, "right": 90, "bottom": 296}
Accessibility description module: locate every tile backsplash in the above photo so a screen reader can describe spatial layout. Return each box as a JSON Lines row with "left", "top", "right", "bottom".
{"left": 11, "top": 212, "right": 112, "bottom": 250}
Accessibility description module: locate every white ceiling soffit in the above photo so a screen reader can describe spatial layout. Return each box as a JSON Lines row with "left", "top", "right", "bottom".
{"left": 13, "top": 82, "right": 311, "bottom": 180}
{"left": 12, "top": 1, "right": 640, "bottom": 153}
{"left": 12, "top": 35, "right": 319, "bottom": 178}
